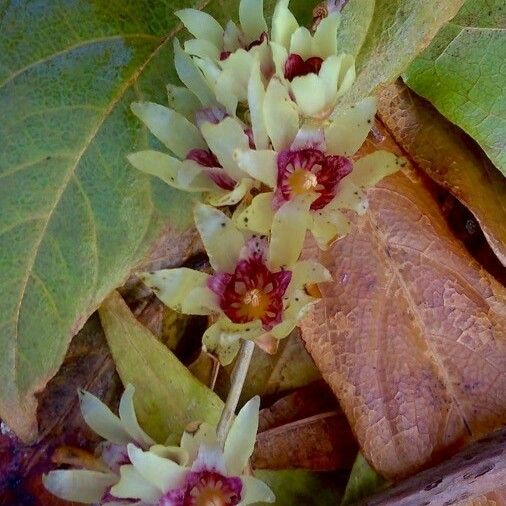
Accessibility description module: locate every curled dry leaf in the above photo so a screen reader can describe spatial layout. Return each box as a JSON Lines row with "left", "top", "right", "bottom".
{"left": 301, "top": 127, "right": 506, "bottom": 480}
{"left": 377, "top": 81, "right": 506, "bottom": 266}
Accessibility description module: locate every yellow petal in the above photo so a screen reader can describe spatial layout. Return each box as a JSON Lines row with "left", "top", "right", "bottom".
{"left": 291, "top": 74, "right": 327, "bottom": 117}
{"left": 127, "top": 151, "right": 217, "bottom": 192}
{"left": 180, "top": 422, "right": 219, "bottom": 462}
{"left": 239, "top": 0, "right": 268, "bottom": 43}
{"left": 166, "top": 84, "right": 200, "bottom": 119}
{"left": 174, "top": 39, "right": 216, "bottom": 106}
{"left": 311, "top": 208, "right": 352, "bottom": 249}
{"left": 268, "top": 195, "right": 313, "bottom": 270}
{"left": 140, "top": 268, "right": 213, "bottom": 315}
{"left": 224, "top": 396, "right": 260, "bottom": 475}
{"left": 205, "top": 178, "right": 255, "bottom": 207}
{"left": 272, "top": 0, "right": 299, "bottom": 49}
{"left": 235, "top": 192, "right": 275, "bottom": 234}
{"left": 336, "top": 54, "right": 356, "bottom": 98}
{"left": 270, "top": 41, "right": 289, "bottom": 80}
{"left": 350, "top": 150, "right": 402, "bottom": 189}
{"left": 313, "top": 12, "right": 340, "bottom": 58}
{"left": 200, "top": 117, "right": 250, "bottom": 181}
{"left": 110, "top": 465, "right": 161, "bottom": 501}
{"left": 175, "top": 9, "right": 224, "bottom": 48}
{"left": 130, "top": 102, "right": 205, "bottom": 159}
{"left": 326, "top": 96, "right": 377, "bottom": 156}
{"left": 329, "top": 177, "right": 368, "bottom": 215}
{"left": 264, "top": 78, "right": 299, "bottom": 151}
{"left": 234, "top": 149, "right": 277, "bottom": 188}
{"left": 241, "top": 475, "right": 276, "bottom": 504}
{"left": 119, "top": 384, "right": 155, "bottom": 448}
{"left": 248, "top": 60, "right": 269, "bottom": 150}
{"left": 184, "top": 38, "right": 220, "bottom": 60}
{"left": 319, "top": 55, "right": 340, "bottom": 110}
{"left": 270, "top": 290, "right": 316, "bottom": 339}
{"left": 288, "top": 259, "right": 332, "bottom": 295}
{"left": 194, "top": 203, "right": 245, "bottom": 272}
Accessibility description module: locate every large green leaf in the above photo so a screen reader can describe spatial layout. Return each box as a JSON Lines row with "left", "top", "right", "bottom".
{"left": 0, "top": 0, "right": 316, "bottom": 442}
{"left": 404, "top": 0, "right": 506, "bottom": 176}
{"left": 99, "top": 291, "right": 223, "bottom": 444}
{"left": 339, "top": 0, "right": 466, "bottom": 106}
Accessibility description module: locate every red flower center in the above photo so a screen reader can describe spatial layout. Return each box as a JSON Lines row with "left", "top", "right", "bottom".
{"left": 273, "top": 148, "right": 353, "bottom": 210}
{"left": 208, "top": 238, "right": 292, "bottom": 329}
{"left": 183, "top": 471, "right": 242, "bottom": 506}
{"left": 284, "top": 54, "right": 324, "bottom": 82}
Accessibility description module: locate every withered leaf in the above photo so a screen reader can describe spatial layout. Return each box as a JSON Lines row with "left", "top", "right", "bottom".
{"left": 301, "top": 132, "right": 506, "bottom": 480}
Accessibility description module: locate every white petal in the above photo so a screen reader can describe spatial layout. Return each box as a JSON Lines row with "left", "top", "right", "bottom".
{"left": 313, "top": 12, "right": 340, "bottom": 58}
{"left": 192, "top": 444, "right": 227, "bottom": 474}
{"left": 272, "top": 0, "right": 299, "bottom": 49}
{"left": 166, "top": 84, "right": 200, "bottom": 119}
{"left": 240, "top": 475, "right": 276, "bottom": 504}
{"left": 235, "top": 192, "right": 275, "bottom": 234}
{"left": 223, "top": 20, "right": 242, "bottom": 52}
{"left": 234, "top": 149, "right": 277, "bottom": 188}
{"left": 203, "top": 319, "right": 263, "bottom": 365}
{"left": 79, "top": 389, "right": 131, "bottom": 445}
{"left": 127, "top": 444, "right": 187, "bottom": 493}
{"left": 175, "top": 9, "right": 224, "bottom": 47}
{"left": 184, "top": 38, "right": 220, "bottom": 60}
{"left": 268, "top": 195, "right": 313, "bottom": 270}
{"left": 201, "top": 117, "right": 250, "bottom": 181}
{"left": 174, "top": 39, "right": 216, "bottom": 106}
{"left": 248, "top": 60, "right": 269, "bottom": 150}
{"left": 318, "top": 55, "right": 340, "bottom": 111}
{"left": 150, "top": 444, "right": 189, "bottom": 466}
{"left": 140, "top": 268, "right": 213, "bottom": 315}
{"left": 205, "top": 178, "right": 255, "bottom": 207}
{"left": 264, "top": 78, "right": 299, "bottom": 151}
{"left": 119, "top": 384, "right": 155, "bottom": 449}
{"left": 336, "top": 54, "right": 356, "bottom": 98}
{"left": 351, "top": 150, "right": 402, "bottom": 189}
{"left": 127, "top": 151, "right": 217, "bottom": 192}
{"left": 291, "top": 74, "right": 327, "bottom": 117}
{"left": 180, "top": 422, "right": 219, "bottom": 462}
{"left": 43, "top": 470, "right": 117, "bottom": 504}
{"left": 110, "top": 464, "right": 162, "bottom": 502}
{"left": 311, "top": 208, "right": 351, "bottom": 249}
{"left": 326, "top": 96, "right": 377, "bottom": 156}
{"left": 239, "top": 0, "right": 268, "bottom": 43}
{"left": 270, "top": 41, "right": 289, "bottom": 80}
{"left": 224, "top": 396, "right": 260, "bottom": 475}
{"left": 130, "top": 102, "right": 205, "bottom": 159}
{"left": 194, "top": 203, "right": 245, "bottom": 272}
{"left": 289, "top": 26, "right": 313, "bottom": 59}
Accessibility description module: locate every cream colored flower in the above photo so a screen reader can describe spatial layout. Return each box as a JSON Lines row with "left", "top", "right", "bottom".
{"left": 234, "top": 66, "right": 403, "bottom": 249}
{"left": 140, "top": 202, "right": 330, "bottom": 365}
{"left": 175, "top": 0, "right": 272, "bottom": 115}
{"left": 43, "top": 385, "right": 158, "bottom": 505}
{"left": 108, "top": 397, "right": 274, "bottom": 506}
{"left": 270, "top": 0, "right": 355, "bottom": 118}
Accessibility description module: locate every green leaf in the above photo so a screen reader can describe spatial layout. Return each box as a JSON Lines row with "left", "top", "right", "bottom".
{"left": 339, "top": 0, "right": 466, "bottom": 106}
{"left": 98, "top": 291, "right": 223, "bottom": 444}
{"left": 341, "top": 453, "right": 387, "bottom": 505}
{"left": 404, "top": 0, "right": 506, "bottom": 176}
{"left": 254, "top": 470, "right": 346, "bottom": 506}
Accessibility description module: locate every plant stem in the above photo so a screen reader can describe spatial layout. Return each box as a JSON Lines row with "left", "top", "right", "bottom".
{"left": 216, "top": 339, "right": 255, "bottom": 446}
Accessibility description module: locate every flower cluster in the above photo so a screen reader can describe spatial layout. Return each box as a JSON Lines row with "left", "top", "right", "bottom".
{"left": 129, "top": 0, "right": 401, "bottom": 365}
{"left": 44, "top": 387, "right": 273, "bottom": 506}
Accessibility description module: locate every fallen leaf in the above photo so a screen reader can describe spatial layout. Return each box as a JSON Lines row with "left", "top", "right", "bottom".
{"left": 98, "top": 291, "right": 223, "bottom": 444}
{"left": 301, "top": 129, "right": 506, "bottom": 479}
{"left": 404, "top": 0, "right": 506, "bottom": 176}
{"left": 340, "top": 0, "right": 466, "bottom": 106}
{"left": 253, "top": 469, "right": 347, "bottom": 506}
{"left": 341, "top": 453, "right": 387, "bottom": 505}
{"left": 377, "top": 81, "right": 506, "bottom": 265}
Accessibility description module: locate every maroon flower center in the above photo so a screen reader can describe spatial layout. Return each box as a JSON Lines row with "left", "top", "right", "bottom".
{"left": 274, "top": 148, "right": 353, "bottom": 210}
{"left": 284, "top": 54, "right": 324, "bottom": 82}
{"left": 208, "top": 238, "right": 292, "bottom": 330}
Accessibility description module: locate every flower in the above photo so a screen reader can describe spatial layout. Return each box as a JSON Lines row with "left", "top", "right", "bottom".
{"left": 43, "top": 384, "right": 161, "bottom": 505}
{"left": 270, "top": 0, "right": 355, "bottom": 118}
{"left": 233, "top": 73, "right": 403, "bottom": 249}
{"left": 140, "top": 202, "right": 331, "bottom": 365}
{"left": 109, "top": 397, "right": 274, "bottom": 506}
{"left": 175, "top": 0, "right": 272, "bottom": 115}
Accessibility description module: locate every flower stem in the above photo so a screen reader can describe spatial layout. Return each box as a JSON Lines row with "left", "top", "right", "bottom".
{"left": 216, "top": 339, "right": 255, "bottom": 446}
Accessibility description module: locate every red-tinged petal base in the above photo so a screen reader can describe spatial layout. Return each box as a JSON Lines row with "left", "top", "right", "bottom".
{"left": 220, "top": 32, "right": 269, "bottom": 61}
{"left": 186, "top": 149, "right": 236, "bottom": 191}
{"left": 274, "top": 148, "right": 353, "bottom": 210}
{"left": 208, "top": 237, "right": 292, "bottom": 329}
{"left": 284, "top": 54, "right": 324, "bottom": 82}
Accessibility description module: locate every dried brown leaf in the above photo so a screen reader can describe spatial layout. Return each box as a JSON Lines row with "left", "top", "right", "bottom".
{"left": 301, "top": 129, "right": 506, "bottom": 480}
